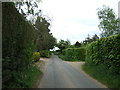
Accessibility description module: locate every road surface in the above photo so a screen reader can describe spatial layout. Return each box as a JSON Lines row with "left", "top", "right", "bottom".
{"left": 39, "top": 55, "right": 106, "bottom": 88}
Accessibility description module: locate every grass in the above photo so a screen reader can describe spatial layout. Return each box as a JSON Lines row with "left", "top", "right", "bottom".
{"left": 8, "top": 65, "right": 42, "bottom": 88}
{"left": 82, "top": 63, "right": 120, "bottom": 89}
{"left": 23, "top": 65, "right": 42, "bottom": 88}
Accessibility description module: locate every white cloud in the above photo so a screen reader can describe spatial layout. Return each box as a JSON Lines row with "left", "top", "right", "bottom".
{"left": 38, "top": 0, "right": 120, "bottom": 44}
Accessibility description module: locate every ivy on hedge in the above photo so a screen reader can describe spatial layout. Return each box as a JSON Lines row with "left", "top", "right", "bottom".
{"left": 86, "top": 34, "right": 120, "bottom": 74}
{"left": 65, "top": 47, "right": 86, "bottom": 61}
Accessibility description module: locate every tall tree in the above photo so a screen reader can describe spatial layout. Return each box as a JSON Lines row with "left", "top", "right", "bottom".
{"left": 57, "top": 39, "right": 70, "bottom": 53}
{"left": 34, "top": 16, "right": 56, "bottom": 51}
{"left": 91, "top": 34, "right": 99, "bottom": 42}
{"left": 85, "top": 34, "right": 92, "bottom": 44}
{"left": 74, "top": 41, "right": 81, "bottom": 47}
{"left": 66, "top": 39, "right": 71, "bottom": 46}
{"left": 82, "top": 34, "right": 93, "bottom": 46}
{"left": 97, "top": 5, "right": 119, "bottom": 37}
{"left": 14, "top": 0, "right": 42, "bottom": 23}
{"left": 47, "top": 33, "right": 57, "bottom": 50}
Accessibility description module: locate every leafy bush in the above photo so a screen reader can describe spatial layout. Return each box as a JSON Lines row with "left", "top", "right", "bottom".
{"left": 86, "top": 34, "right": 120, "bottom": 74}
{"left": 32, "top": 52, "right": 40, "bottom": 63}
{"left": 6, "top": 65, "right": 42, "bottom": 88}
{"left": 40, "top": 50, "right": 50, "bottom": 58}
{"left": 64, "top": 47, "right": 86, "bottom": 61}
{"left": 54, "top": 51, "right": 60, "bottom": 55}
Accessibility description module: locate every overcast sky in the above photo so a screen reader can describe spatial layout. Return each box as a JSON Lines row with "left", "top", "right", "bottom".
{"left": 38, "top": 0, "right": 120, "bottom": 44}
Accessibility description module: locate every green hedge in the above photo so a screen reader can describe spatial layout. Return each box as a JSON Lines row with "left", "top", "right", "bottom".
{"left": 2, "top": 3, "right": 37, "bottom": 88}
{"left": 65, "top": 47, "right": 86, "bottom": 61}
{"left": 40, "top": 50, "right": 50, "bottom": 58}
{"left": 86, "top": 34, "right": 120, "bottom": 74}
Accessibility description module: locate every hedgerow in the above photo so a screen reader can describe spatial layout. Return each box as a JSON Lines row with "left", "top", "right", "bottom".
{"left": 86, "top": 34, "right": 120, "bottom": 74}
{"left": 40, "top": 50, "right": 50, "bottom": 58}
{"left": 65, "top": 47, "right": 86, "bottom": 61}
{"left": 2, "top": 3, "right": 38, "bottom": 88}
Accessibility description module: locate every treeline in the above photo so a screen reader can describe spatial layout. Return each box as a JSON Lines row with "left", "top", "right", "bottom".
{"left": 56, "top": 34, "right": 99, "bottom": 61}
{"left": 2, "top": 2, "right": 56, "bottom": 88}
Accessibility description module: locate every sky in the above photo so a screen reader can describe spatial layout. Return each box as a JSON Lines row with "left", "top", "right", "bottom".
{"left": 38, "top": 0, "right": 120, "bottom": 44}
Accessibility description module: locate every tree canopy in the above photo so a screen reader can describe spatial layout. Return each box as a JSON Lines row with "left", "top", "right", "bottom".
{"left": 97, "top": 5, "right": 120, "bottom": 37}
{"left": 74, "top": 41, "right": 81, "bottom": 47}
{"left": 56, "top": 39, "right": 71, "bottom": 52}
{"left": 34, "top": 16, "right": 56, "bottom": 51}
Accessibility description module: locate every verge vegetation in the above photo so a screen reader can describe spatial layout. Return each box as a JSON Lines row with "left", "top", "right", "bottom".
{"left": 58, "top": 34, "right": 120, "bottom": 88}
{"left": 2, "top": 2, "right": 56, "bottom": 88}
{"left": 83, "top": 34, "right": 120, "bottom": 88}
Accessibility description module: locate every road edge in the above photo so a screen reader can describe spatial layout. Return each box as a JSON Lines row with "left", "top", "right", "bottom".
{"left": 64, "top": 61, "right": 108, "bottom": 88}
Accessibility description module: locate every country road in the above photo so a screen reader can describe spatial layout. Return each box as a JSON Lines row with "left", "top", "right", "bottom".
{"left": 38, "top": 55, "right": 107, "bottom": 88}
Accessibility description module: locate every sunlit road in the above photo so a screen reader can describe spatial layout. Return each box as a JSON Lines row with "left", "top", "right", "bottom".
{"left": 39, "top": 55, "right": 106, "bottom": 88}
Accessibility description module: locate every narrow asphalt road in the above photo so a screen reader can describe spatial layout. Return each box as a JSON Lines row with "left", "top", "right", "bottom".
{"left": 39, "top": 55, "right": 106, "bottom": 88}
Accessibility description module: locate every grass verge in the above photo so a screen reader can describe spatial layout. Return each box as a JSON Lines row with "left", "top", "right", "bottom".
{"left": 24, "top": 65, "right": 42, "bottom": 88}
{"left": 82, "top": 63, "right": 120, "bottom": 89}
{"left": 8, "top": 65, "right": 42, "bottom": 88}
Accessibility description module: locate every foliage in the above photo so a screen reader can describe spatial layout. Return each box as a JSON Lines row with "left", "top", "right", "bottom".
{"left": 67, "top": 45, "right": 76, "bottom": 48}
{"left": 91, "top": 34, "right": 99, "bottom": 42}
{"left": 5, "top": 65, "right": 42, "bottom": 88}
{"left": 40, "top": 50, "right": 50, "bottom": 58}
{"left": 82, "top": 34, "right": 99, "bottom": 46}
{"left": 66, "top": 39, "right": 71, "bottom": 45}
{"left": 32, "top": 52, "right": 40, "bottom": 63}
{"left": 34, "top": 16, "right": 56, "bottom": 51}
{"left": 86, "top": 34, "right": 120, "bottom": 74}
{"left": 2, "top": 2, "right": 55, "bottom": 88}
{"left": 97, "top": 5, "right": 119, "bottom": 37}
{"left": 54, "top": 50, "right": 60, "bottom": 55}
{"left": 83, "top": 63, "right": 120, "bottom": 88}
{"left": 59, "top": 54, "right": 81, "bottom": 62}
{"left": 64, "top": 47, "right": 86, "bottom": 61}
{"left": 14, "top": 0, "right": 42, "bottom": 23}
{"left": 49, "top": 51, "right": 55, "bottom": 55}
{"left": 48, "top": 34, "right": 57, "bottom": 50}
{"left": 2, "top": 2, "right": 37, "bottom": 88}
{"left": 74, "top": 41, "right": 81, "bottom": 47}
{"left": 56, "top": 39, "right": 71, "bottom": 53}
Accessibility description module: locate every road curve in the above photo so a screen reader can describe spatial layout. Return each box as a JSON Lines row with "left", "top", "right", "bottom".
{"left": 38, "top": 55, "right": 106, "bottom": 88}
